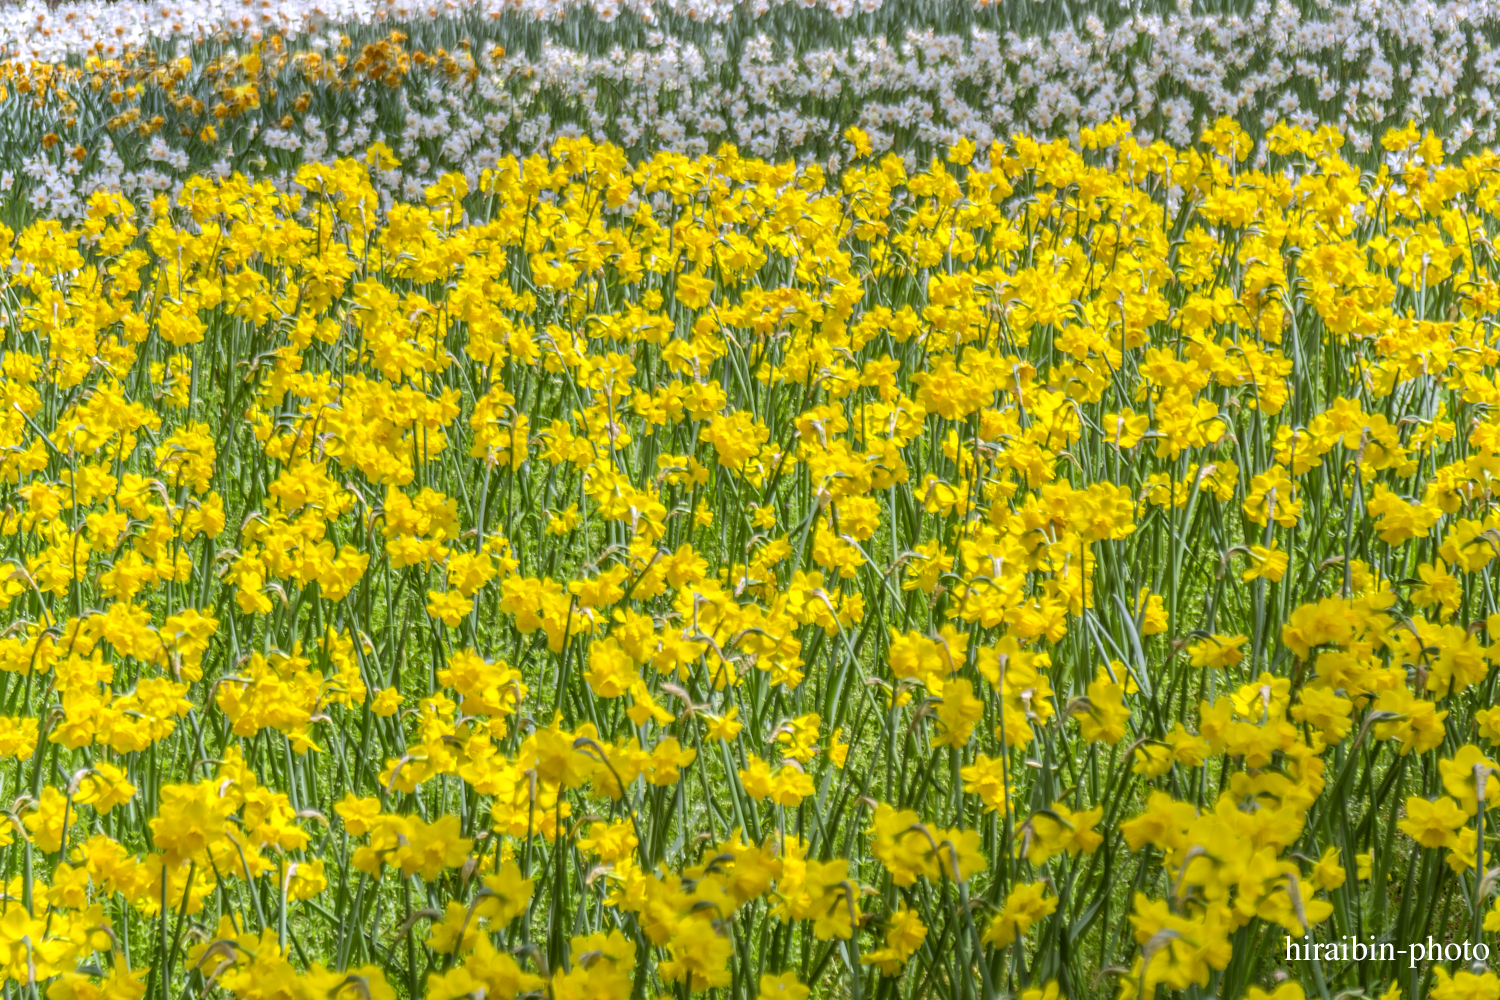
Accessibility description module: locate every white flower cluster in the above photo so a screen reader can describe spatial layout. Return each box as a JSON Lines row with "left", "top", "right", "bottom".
{"left": 5, "top": 0, "right": 1500, "bottom": 221}
{"left": 16, "top": 136, "right": 165, "bottom": 221}
{"left": 486, "top": 0, "right": 1500, "bottom": 158}
{"left": 0, "top": 0, "right": 869, "bottom": 62}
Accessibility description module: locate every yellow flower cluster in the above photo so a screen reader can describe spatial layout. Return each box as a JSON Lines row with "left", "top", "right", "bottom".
{"left": 3, "top": 112, "right": 1500, "bottom": 1000}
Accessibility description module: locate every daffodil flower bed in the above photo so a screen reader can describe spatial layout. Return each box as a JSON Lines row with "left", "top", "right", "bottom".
{"left": 6, "top": 0, "right": 1500, "bottom": 223}
{"left": 1, "top": 110, "right": 1500, "bottom": 1000}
